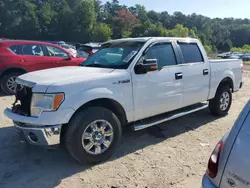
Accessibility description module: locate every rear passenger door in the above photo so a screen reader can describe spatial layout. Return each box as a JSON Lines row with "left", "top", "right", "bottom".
{"left": 176, "top": 42, "right": 210, "bottom": 107}
{"left": 19, "top": 44, "right": 51, "bottom": 71}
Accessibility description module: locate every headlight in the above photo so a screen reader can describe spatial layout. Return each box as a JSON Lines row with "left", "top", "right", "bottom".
{"left": 31, "top": 93, "right": 64, "bottom": 117}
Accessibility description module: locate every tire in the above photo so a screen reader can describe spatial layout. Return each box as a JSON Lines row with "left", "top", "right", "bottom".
{"left": 0, "top": 72, "right": 22, "bottom": 95}
{"left": 65, "top": 107, "right": 122, "bottom": 164}
{"left": 209, "top": 85, "right": 232, "bottom": 116}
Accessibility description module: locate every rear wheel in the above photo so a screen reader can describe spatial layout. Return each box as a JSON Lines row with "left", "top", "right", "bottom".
{"left": 209, "top": 85, "right": 232, "bottom": 116}
{"left": 0, "top": 72, "right": 22, "bottom": 95}
{"left": 65, "top": 107, "right": 122, "bottom": 164}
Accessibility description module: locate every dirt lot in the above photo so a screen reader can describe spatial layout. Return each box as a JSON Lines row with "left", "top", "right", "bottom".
{"left": 0, "top": 68, "right": 249, "bottom": 188}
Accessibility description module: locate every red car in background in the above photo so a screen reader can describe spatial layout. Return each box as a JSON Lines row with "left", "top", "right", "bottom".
{"left": 0, "top": 40, "right": 85, "bottom": 94}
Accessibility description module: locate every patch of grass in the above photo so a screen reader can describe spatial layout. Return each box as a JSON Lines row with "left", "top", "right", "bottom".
{"left": 244, "top": 61, "right": 250, "bottom": 65}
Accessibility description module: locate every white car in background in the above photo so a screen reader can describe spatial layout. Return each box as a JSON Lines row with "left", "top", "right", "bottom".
{"left": 60, "top": 44, "right": 77, "bottom": 57}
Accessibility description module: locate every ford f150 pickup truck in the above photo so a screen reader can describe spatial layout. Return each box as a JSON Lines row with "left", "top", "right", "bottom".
{"left": 4, "top": 37, "right": 243, "bottom": 164}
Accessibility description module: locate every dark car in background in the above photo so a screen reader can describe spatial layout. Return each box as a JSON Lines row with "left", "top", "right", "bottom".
{"left": 241, "top": 53, "right": 250, "bottom": 61}
{"left": 0, "top": 40, "right": 85, "bottom": 95}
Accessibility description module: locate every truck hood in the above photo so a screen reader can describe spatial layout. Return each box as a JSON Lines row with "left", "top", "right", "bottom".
{"left": 16, "top": 66, "right": 115, "bottom": 92}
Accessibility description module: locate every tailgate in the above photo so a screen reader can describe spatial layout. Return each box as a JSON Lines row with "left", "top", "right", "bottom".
{"left": 220, "top": 104, "right": 250, "bottom": 188}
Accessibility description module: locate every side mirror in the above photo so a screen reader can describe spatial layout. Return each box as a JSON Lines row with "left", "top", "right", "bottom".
{"left": 135, "top": 59, "right": 158, "bottom": 74}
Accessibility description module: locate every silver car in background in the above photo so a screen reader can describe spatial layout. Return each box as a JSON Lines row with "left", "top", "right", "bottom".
{"left": 203, "top": 100, "right": 250, "bottom": 188}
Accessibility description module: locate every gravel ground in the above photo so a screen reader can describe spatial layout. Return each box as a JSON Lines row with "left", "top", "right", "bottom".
{"left": 0, "top": 68, "right": 249, "bottom": 188}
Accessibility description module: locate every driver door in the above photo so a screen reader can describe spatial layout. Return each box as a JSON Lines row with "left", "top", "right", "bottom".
{"left": 132, "top": 42, "right": 183, "bottom": 121}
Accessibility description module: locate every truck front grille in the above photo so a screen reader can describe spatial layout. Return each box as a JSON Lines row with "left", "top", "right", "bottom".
{"left": 12, "top": 84, "right": 32, "bottom": 116}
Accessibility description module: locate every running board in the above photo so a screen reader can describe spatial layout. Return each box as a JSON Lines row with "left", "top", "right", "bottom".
{"left": 133, "top": 103, "right": 208, "bottom": 131}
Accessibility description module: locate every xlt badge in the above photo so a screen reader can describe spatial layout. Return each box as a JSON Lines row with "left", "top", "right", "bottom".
{"left": 113, "top": 79, "right": 130, "bottom": 84}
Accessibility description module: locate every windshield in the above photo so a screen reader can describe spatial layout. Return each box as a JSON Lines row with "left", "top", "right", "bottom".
{"left": 80, "top": 41, "right": 145, "bottom": 69}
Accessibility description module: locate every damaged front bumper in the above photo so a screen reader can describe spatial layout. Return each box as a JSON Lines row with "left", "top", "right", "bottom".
{"left": 14, "top": 122, "right": 62, "bottom": 146}
{"left": 4, "top": 108, "right": 73, "bottom": 146}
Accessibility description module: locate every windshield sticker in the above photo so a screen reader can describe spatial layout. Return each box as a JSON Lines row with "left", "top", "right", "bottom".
{"left": 123, "top": 51, "right": 138, "bottom": 63}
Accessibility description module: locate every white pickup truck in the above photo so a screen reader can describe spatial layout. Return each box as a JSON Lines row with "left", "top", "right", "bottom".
{"left": 4, "top": 37, "right": 243, "bottom": 164}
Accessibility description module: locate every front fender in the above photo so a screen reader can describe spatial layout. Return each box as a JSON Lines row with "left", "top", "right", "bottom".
{"left": 62, "top": 87, "right": 134, "bottom": 122}
{"left": 72, "top": 88, "right": 120, "bottom": 110}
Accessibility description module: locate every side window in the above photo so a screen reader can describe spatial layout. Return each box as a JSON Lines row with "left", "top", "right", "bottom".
{"left": 8, "top": 45, "right": 21, "bottom": 54}
{"left": 179, "top": 43, "right": 203, "bottom": 63}
{"left": 144, "top": 43, "right": 177, "bottom": 68}
{"left": 21, "top": 44, "right": 44, "bottom": 56}
{"left": 45, "top": 45, "right": 68, "bottom": 57}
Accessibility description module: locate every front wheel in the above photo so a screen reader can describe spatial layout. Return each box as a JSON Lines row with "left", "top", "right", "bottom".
{"left": 65, "top": 107, "right": 122, "bottom": 164}
{"left": 209, "top": 85, "right": 232, "bottom": 116}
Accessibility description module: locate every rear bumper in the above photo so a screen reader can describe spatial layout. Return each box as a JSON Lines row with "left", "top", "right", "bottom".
{"left": 202, "top": 175, "right": 216, "bottom": 188}
{"left": 14, "top": 123, "right": 62, "bottom": 146}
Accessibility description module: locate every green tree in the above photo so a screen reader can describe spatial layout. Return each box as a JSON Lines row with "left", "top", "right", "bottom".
{"left": 147, "top": 10, "right": 160, "bottom": 24}
{"left": 17, "top": 1, "right": 41, "bottom": 39}
{"left": 204, "top": 45, "right": 212, "bottom": 55}
{"left": 91, "top": 22, "right": 112, "bottom": 42}
{"left": 168, "top": 24, "right": 189, "bottom": 37}
{"left": 37, "top": 1, "right": 57, "bottom": 39}
{"left": 132, "top": 4, "right": 148, "bottom": 23}
{"left": 1, "top": 0, "right": 250, "bottom": 53}
{"left": 159, "top": 11, "right": 171, "bottom": 28}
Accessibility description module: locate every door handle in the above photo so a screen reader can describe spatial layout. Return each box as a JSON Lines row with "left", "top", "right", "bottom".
{"left": 20, "top": 60, "right": 27, "bottom": 63}
{"left": 203, "top": 69, "right": 209, "bottom": 75}
{"left": 175, "top": 72, "right": 183, "bottom": 80}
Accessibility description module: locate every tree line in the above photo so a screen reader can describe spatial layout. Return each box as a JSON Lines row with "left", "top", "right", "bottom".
{"left": 1, "top": 0, "right": 250, "bottom": 53}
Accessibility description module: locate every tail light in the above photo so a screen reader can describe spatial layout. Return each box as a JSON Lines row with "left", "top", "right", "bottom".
{"left": 241, "top": 63, "right": 244, "bottom": 74}
{"left": 207, "top": 141, "right": 224, "bottom": 178}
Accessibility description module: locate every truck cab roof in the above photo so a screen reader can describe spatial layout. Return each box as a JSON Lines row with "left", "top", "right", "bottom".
{"left": 103, "top": 37, "right": 199, "bottom": 45}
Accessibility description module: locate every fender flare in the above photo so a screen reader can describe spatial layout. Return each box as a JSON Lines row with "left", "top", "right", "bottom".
{"left": 209, "top": 70, "right": 236, "bottom": 99}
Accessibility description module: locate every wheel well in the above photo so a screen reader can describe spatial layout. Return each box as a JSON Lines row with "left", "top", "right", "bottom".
{"left": 218, "top": 77, "right": 234, "bottom": 92}
{"left": 0, "top": 68, "right": 27, "bottom": 79}
{"left": 73, "top": 98, "right": 127, "bottom": 126}
{"left": 61, "top": 98, "right": 127, "bottom": 142}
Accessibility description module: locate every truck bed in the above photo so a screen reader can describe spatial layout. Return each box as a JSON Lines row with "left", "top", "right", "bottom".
{"left": 208, "top": 58, "right": 243, "bottom": 100}
{"left": 209, "top": 58, "right": 241, "bottom": 63}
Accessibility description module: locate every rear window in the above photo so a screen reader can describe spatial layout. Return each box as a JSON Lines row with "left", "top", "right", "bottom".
{"left": 8, "top": 45, "right": 20, "bottom": 54}
{"left": 179, "top": 43, "right": 204, "bottom": 63}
